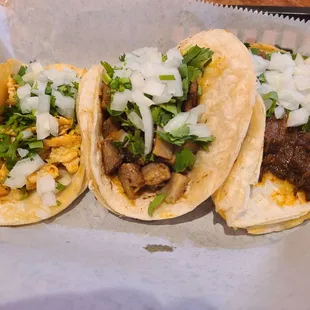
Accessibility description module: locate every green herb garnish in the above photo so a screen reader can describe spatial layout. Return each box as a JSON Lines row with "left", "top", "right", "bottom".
{"left": 159, "top": 75, "right": 175, "bottom": 81}
{"left": 173, "top": 148, "right": 196, "bottom": 173}
{"left": 148, "top": 194, "right": 167, "bottom": 216}
{"left": 56, "top": 182, "right": 66, "bottom": 191}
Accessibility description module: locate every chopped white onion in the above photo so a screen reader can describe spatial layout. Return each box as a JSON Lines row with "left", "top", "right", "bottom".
{"left": 278, "top": 100, "right": 299, "bottom": 111}
{"left": 287, "top": 108, "right": 309, "bottom": 127}
{"left": 152, "top": 85, "right": 173, "bottom": 104}
{"left": 293, "top": 74, "right": 310, "bottom": 91}
{"left": 110, "top": 89, "right": 132, "bottom": 111}
{"left": 17, "top": 84, "right": 31, "bottom": 99}
{"left": 41, "top": 192, "right": 57, "bottom": 207}
{"left": 128, "top": 111, "right": 144, "bottom": 131}
{"left": 30, "top": 62, "right": 44, "bottom": 74}
{"left": 23, "top": 72, "right": 40, "bottom": 83}
{"left": 252, "top": 54, "right": 270, "bottom": 76}
{"left": 268, "top": 52, "right": 295, "bottom": 72}
{"left": 186, "top": 104, "right": 205, "bottom": 125}
{"left": 132, "top": 91, "right": 154, "bottom": 154}
{"left": 164, "top": 112, "right": 189, "bottom": 132}
{"left": 264, "top": 71, "right": 284, "bottom": 90}
{"left": 258, "top": 83, "right": 276, "bottom": 95}
{"left": 4, "top": 155, "right": 44, "bottom": 189}
{"left": 189, "top": 123, "right": 211, "bottom": 138}
{"left": 274, "top": 106, "right": 285, "bottom": 119}
{"left": 20, "top": 96, "right": 39, "bottom": 114}
{"left": 17, "top": 148, "right": 29, "bottom": 158}
{"left": 142, "top": 77, "right": 165, "bottom": 96}
{"left": 165, "top": 48, "right": 183, "bottom": 68}
{"left": 37, "top": 94, "right": 50, "bottom": 113}
{"left": 130, "top": 71, "right": 145, "bottom": 90}
{"left": 31, "top": 80, "right": 47, "bottom": 96}
{"left": 36, "top": 113, "right": 59, "bottom": 140}
{"left": 114, "top": 68, "right": 132, "bottom": 78}
{"left": 37, "top": 174, "right": 56, "bottom": 195}
{"left": 277, "top": 89, "right": 305, "bottom": 106}
{"left": 295, "top": 53, "right": 305, "bottom": 67}
{"left": 53, "top": 90, "right": 75, "bottom": 118}
{"left": 57, "top": 174, "right": 72, "bottom": 187}
{"left": 21, "top": 129, "right": 33, "bottom": 139}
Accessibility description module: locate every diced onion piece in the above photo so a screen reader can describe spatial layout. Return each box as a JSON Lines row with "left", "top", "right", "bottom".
{"left": 58, "top": 174, "right": 72, "bottom": 187}
{"left": 49, "top": 114, "right": 59, "bottom": 137}
{"left": 37, "top": 174, "right": 56, "bottom": 195}
{"left": 23, "top": 72, "right": 39, "bottom": 82}
{"left": 189, "top": 123, "right": 211, "bottom": 137}
{"left": 274, "top": 106, "right": 285, "bottom": 119}
{"left": 165, "top": 48, "right": 183, "bottom": 68}
{"left": 31, "top": 80, "right": 47, "bottom": 96}
{"left": 20, "top": 96, "right": 39, "bottom": 114}
{"left": 164, "top": 112, "right": 189, "bottom": 132}
{"left": 17, "top": 148, "right": 29, "bottom": 158}
{"left": 4, "top": 155, "right": 44, "bottom": 189}
{"left": 293, "top": 74, "right": 310, "bottom": 91}
{"left": 264, "top": 71, "right": 283, "bottom": 90}
{"left": 152, "top": 85, "right": 173, "bottom": 104}
{"left": 252, "top": 54, "right": 269, "bottom": 76}
{"left": 278, "top": 89, "right": 305, "bottom": 106}
{"left": 163, "top": 68, "right": 183, "bottom": 97}
{"left": 287, "top": 108, "right": 310, "bottom": 127}
{"left": 36, "top": 113, "right": 51, "bottom": 140}
{"left": 36, "top": 113, "right": 59, "bottom": 139}
{"left": 37, "top": 94, "right": 50, "bottom": 113}
{"left": 110, "top": 89, "right": 132, "bottom": 111}
{"left": 258, "top": 83, "right": 276, "bottom": 95}
{"left": 35, "top": 206, "right": 52, "bottom": 219}
{"left": 30, "top": 62, "right": 44, "bottom": 74}
{"left": 41, "top": 192, "right": 57, "bottom": 207}
{"left": 131, "top": 71, "right": 145, "bottom": 90}
{"left": 295, "top": 54, "right": 305, "bottom": 67}
{"left": 128, "top": 111, "right": 144, "bottom": 131}
{"left": 21, "top": 129, "right": 33, "bottom": 139}
{"left": 142, "top": 77, "right": 165, "bottom": 96}
{"left": 44, "top": 69, "right": 66, "bottom": 86}
{"left": 186, "top": 104, "right": 205, "bottom": 125}
{"left": 132, "top": 91, "right": 154, "bottom": 154}
{"left": 17, "top": 84, "right": 31, "bottom": 99}
{"left": 114, "top": 68, "right": 132, "bottom": 78}
{"left": 278, "top": 100, "right": 299, "bottom": 111}
{"left": 53, "top": 90, "right": 75, "bottom": 118}
{"left": 268, "top": 52, "right": 295, "bottom": 72}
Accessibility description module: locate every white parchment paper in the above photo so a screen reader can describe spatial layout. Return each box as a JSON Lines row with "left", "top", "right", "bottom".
{"left": 0, "top": 1, "right": 310, "bottom": 309}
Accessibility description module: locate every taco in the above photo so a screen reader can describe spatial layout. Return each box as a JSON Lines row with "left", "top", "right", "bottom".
{"left": 78, "top": 29, "right": 256, "bottom": 220}
{"left": 213, "top": 43, "right": 310, "bottom": 234}
{"left": 0, "top": 59, "right": 87, "bottom": 225}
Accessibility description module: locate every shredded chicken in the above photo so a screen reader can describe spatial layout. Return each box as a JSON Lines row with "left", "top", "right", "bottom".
{"left": 7, "top": 76, "right": 19, "bottom": 106}
{"left": 0, "top": 164, "right": 9, "bottom": 183}
{"left": 26, "top": 164, "right": 59, "bottom": 191}
{"left": 48, "top": 145, "right": 80, "bottom": 165}
{"left": 56, "top": 116, "right": 73, "bottom": 136}
{"left": 44, "top": 132, "right": 81, "bottom": 148}
{"left": 63, "top": 157, "right": 80, "bottom": 174}
{"left": 0, "top": 184, "right": 9, "bottom": 197}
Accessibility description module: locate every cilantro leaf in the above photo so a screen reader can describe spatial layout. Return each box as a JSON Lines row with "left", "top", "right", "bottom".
{"left": 182, "top": 45, "right": 213, "bottom": 70}
{"left": 262, "top": 91, "right": 278, "bottom": 101}
{"left": 173, "top": 148, "right": 196, "bottom": 173}
{"left": 72, "top": 81, "right": 79, "bottom": 90}
{"left": 100, "top": 61, "right": 114, "bottom": 77}
{"left": 126, "top": 130, "right": 145, "bottom": 157}
{"left": 17, "top": 66, "right": 27, "bottom": 77}
{"left": 148, "top": 194, "right": 167, "bottom": 216}
{"left": 13, "top": 74, "right": 25, "bottom": 86}
{"left": 302, "top": 117, "right": 310, "bottom": 132}
{"left": 162, "top": 54, "right": 168, "bottom": 62}
{"left": 58, "top": 84, "right": 75, "bottom": 98}
{"left": 151, "top": 106, "right": 174, "bottom": 127}
{"left": 119, "top": 54, "right": 126, "bottom": 62}
{"left": 56, "top": 182, "right": 66, "bottom": 191}
{"left": 258, "top": 73, "right": 266, "bottom": 83}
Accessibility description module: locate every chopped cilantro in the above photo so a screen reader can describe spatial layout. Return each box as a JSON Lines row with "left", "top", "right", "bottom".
{"left": 72, "top": 81, "right": 79, "bottom": 90}
{"left": 182, "top": 45, "right": 213, "bottom": 70}
{"left": 119, "top": 54, "right": 126, "bottom": 62}
{"left": 45, "top": 81, "right": 53, "bottom": 95}
{"left": 258, "top": 73, "right": 266, "bottom": 83}
{"left": 148, "top": 194, "right": 167, "bottom": 216}
{"left": 28, "top": 140, "right": 43, "bottom": 149}
{"left": 13, "top": 74, "right": 25, "bottom": 86}
{"left": 159, "top": 75, "right": 175, "bottom": 81}
{"left": 17, "top": 66, "right": 27, "bottom": 77}
{"left": 162, "top": 54, "right": 168, "bottom": 62}
{"left": 100, "top": 61, "right": 114, "bottom": 77}
{"left": 126, "top": 130, "right": 145, "bottom": 157}
{"left": 302, "top": 117, "right": 310, "bottom": 132}
{"left": 56, "top": 182, "right": 66, "bottom": 191}
{"left": 58, "top": 84, "right": 75, "bottom": 98}
{"left": 151, "top": 106, "right": 174, "bottom": 127}
{"left": 20, "top": 186, "right": 28, "bottom": 200}
{"left": 262, "top": 91, "right": 278, "bottom": 101}
{"left": 56, "top": 200, "right": 61, "bottom": 206}
{"left": 173, "top": 148, "right": 196, "bottom": 173}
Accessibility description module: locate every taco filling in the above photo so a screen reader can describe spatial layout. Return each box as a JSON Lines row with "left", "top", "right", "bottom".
{"left": 249, "top": 44, "right": 310, "bottom": 201}
{"left": 0, "top": 61, "right": 84, "bottom": 217}
{"left": 100, "top": 46, "right": 215, "bottom": 215}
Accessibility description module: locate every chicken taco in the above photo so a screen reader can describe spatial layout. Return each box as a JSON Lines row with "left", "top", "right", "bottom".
{"left": 213, "top": 43, "right": 310, "bottom": 234}
{"left": 0, "top": 59, "right": 87, "bottom": 225}
{"left": 78, "top": 29, "right": 256, "bottom": 220}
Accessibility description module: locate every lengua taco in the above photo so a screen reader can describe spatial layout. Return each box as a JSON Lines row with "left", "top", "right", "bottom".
{"left": 78, "top": 29, "right": 256, "bottom": 220}
{"left": 0, "top": 59, "right": 87, "bottom": 225}
{"left": 213, "top": 43, "right": 310, "bottom": 234}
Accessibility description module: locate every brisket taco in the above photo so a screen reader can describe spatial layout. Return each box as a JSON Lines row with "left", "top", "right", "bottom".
{"left": 213, "top": 44, "right": 310, "bottom": 234}
{"left": 79, "top": 29, "right": 256, "bottom": 220}
{"left": 0, "top": 59, "right": 87, "bottom": 225}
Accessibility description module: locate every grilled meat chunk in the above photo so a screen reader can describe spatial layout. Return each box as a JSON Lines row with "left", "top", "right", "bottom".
{"left": 102, "top": 139, "right": 123, "bottom": 175}
{"left": 102, "top": 117, "right": 120, "bottom": 139}
{"left": 142, "top": 163, "right": 171, "bottom": 186}
{"left": 153, "top": 135, "right": 174, "bottom": 160}
{"left": 160, "top": 172, "right": 189, "bottom": 203}
{"left": 118, "top": 163, "right": 145, "bottom": 198}
{"left": 183, "top": 81, "right": 198, "bottom": 112}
